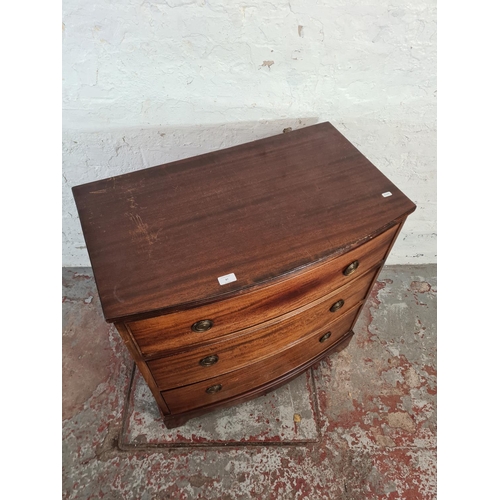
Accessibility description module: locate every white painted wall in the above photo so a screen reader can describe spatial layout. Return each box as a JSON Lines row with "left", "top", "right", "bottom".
{"left": 63, "top": 0, "right": 436, "bottom": 266}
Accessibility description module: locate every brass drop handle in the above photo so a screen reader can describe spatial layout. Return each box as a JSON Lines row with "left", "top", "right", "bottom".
{"left": 191, "top": 319, "right": 214, "bottom": 333}
{"left": 206, "top": 384, "right": 222, "bottom": 394}
{"left": 343, "top": 260, "right": 359, "bottom": 276}
{"left": 330, "top": 299, "right": 345, "bottom": 312}
{"left": 319, "top": 332, "right": 332, "bottom": 343}
{"left": 199, "top": 354, "right": 219, "bottom": 367}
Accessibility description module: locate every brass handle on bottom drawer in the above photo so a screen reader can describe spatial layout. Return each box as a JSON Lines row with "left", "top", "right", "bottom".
{"left": 319, "top": 332, "right": 332, "bottom": 343}
{"left": 199, "top": 354, "right": 219, "bottom": 367}
{"left": 343, "top": 260, "right": 359, "bottom": 276}
{"left": 330, "top": 299, "right": 345, "bottom": 312}
{"left": 191, "top": 319, "right": 214, "bottom": 332}
{"left": 206, "top": 384, "right": 222, "bottom": 394}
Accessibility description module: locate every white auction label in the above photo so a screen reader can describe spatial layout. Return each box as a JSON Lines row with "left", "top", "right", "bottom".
{"left": 382, "top": 191, "right": 393, "bottom": 197}
{"left": 218, "top": 273, "right": 237, "bottom": 285}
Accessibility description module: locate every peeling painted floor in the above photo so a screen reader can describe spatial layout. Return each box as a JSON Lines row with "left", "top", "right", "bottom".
{"left": 62, "top": 265, "right": 436, "bottom": 500}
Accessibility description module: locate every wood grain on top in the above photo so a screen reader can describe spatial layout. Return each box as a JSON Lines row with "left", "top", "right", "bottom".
{"left": 72, "top": 122, "right": 416, "bottom": 322}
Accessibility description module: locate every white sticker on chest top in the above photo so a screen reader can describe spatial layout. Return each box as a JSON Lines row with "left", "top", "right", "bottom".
{"left": 382, "top": 191, "right": 393, "bottom": 197}
{"left": 218, "top": 273, "right": 237, "bottom": 285}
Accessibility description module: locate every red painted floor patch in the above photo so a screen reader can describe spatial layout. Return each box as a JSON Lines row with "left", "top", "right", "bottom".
{"left": 120, "top": 365, "right": 320, "bottom": 448}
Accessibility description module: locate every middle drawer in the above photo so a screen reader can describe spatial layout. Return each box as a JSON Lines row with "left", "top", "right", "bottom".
{"left": 148, "top": 266, "right": 377, "bottom": 391}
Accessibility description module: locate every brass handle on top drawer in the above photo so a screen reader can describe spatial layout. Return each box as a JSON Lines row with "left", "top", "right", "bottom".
{"left": 330, "top": 299, "right": 345, "bottom": 312}
{"left": 319, "top": 332, "right": 332, "bottom": 343}
{"left": 206, "top": 384, "right": 222, "bottom": 394}
{"left": 191, "top": 319, "right": 214, "bottom": 332}
{"left": 343, "top": 260, "right": 359, "bottom": 276}
{"left": 199, "top": 355, "right": 219, "bottom": 367}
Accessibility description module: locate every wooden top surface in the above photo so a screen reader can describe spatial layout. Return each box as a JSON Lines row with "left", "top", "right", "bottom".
{"left": 72, "top": 122, "right": 416, "bottom": 322}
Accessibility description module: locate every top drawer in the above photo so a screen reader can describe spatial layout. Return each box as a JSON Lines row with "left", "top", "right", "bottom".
{"left": 127, "top": 223, "right": 399, "bottom": 355}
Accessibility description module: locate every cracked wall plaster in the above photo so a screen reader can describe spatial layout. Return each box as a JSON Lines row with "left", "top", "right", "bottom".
{"left": 63, "top": 0, "right": 436, "bottom": 266}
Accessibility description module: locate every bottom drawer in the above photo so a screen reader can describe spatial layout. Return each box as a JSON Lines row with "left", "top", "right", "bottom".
{"left": 161, "top": 303, "right": 361, "bottom": 414}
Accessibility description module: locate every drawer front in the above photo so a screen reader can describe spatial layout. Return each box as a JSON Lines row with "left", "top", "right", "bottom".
{"left": 129, "top": 223, "right": 398, "bottom": 355}
{"left": 161, "top": 304, "right": 361, "bottom": 414}
{"left": 149, "top": 268, "right": 377, "bottom": 390}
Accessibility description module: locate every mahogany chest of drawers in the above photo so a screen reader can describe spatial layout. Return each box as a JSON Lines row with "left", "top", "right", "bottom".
{"left": 72, "top": 122, "right": 416, "bottom": 428}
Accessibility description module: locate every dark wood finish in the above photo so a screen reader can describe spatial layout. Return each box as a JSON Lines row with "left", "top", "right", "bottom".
{"left": 163, "top": 329, "right": 355, "bottom": 429}
{"left": 72, "top": 123, "right": 416, "bottom": 427}
{"left": 72, "top": 122, "right": 416, "bottom": 323}
{"left": 148, "top": 269, "right": 377, "bottom": 390}
{"left": 114, "top": 323, "right": 170, "bottom": 416}
{"left": 128, "top": 224, "right": 398, "bottom": 355}
{"left": 161, "top": 305, "right": 360, "bottom": 414}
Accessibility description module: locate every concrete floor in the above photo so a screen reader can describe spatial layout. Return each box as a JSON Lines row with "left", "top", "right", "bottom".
{"left": 62, "top": 265, "right": 436, "bottom": 500}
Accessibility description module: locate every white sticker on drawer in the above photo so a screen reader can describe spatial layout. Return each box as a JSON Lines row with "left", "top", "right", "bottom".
{"left": 382, "top": 191, "right": 393, "bottom": 197}
{"left": 218, "top": 273, "right": 237, "bottom": 285}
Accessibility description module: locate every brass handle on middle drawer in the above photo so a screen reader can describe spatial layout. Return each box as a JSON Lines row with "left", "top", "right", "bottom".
{"left": 206, "top": 384, "right": 222, "bottom": 394}
{"left": 199, "top": 354, "right": 219, "bottom": 367}
{"left": 343, "top": 260, "right": 359, "bottom": 276}
{"left": 319, "top": 332, "right": 332, "bottom": 343}
{"left": 191, "top": 319, "right": 214, "bottom": 332}
{"left": 330, "top": 299, "right": 345, "bottom": 312}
